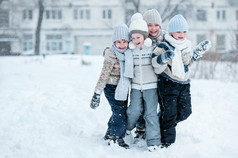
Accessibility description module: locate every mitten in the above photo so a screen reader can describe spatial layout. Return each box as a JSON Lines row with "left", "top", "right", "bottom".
{"left": 90, "top": 93, "right": 100, "bottom": 109}
{"left": 193, "top": 40, "right": 212, "bottom": 61}
{"left": 182, "top": 51, "right": 191, "bottom": 65}
{"left": 160, "top": 50, "right": 175, "bottom": 64}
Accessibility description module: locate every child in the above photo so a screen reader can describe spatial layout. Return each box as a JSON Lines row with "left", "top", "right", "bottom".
{"left": 90, "top": 23, "right": 133, "bottom": 149}
{"left": 133, "top": 8, "right": 166, "bottom": 140}
{"left": 151, "top": 14, "right": 211, "bottom": 148}
{"left": 126, "top": 13, "right": 161, "bottom": 152}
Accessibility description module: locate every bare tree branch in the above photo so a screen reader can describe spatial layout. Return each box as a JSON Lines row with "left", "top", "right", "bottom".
{"left": 161, "top": 0, "right": 187, "bottom": 22}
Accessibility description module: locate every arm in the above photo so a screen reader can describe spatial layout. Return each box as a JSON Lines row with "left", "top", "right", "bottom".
{"left": 90, "top": 49, "right": 116, "bottom": 109}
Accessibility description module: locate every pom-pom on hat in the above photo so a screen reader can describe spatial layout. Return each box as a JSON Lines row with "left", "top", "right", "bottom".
{"left": 112, "top": 23, "right": 129, "bottom": 43}
{"left": 168, "top": 14, "right": 188, "bottom": 33}
{"left": 143, "top": 9, "right": 162, "bottom": 28}
{"left": 129, "top": 13, "right": 149, "bottom": 39}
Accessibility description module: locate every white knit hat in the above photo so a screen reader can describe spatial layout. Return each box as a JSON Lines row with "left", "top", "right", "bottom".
{"left": 129, "top": 13, "right": 149, "bottom": 38}
{"left": 168, "top": 14, "right": 188, "bottom": 33}
{"left": 143, "top": 9, "right": 162, "bottom": 28}
{"left": 112, "top": 23, "right": 129, "bottom": 42}
{"left": 129, "top": 13, "right": 152, "bottom": 49}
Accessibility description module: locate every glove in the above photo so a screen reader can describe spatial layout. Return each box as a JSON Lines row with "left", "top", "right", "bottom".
{"left": 161, "top": 50, "right": 175, "bottom": 64}
{"left": 90, "top": 93, "right": 100, "bottom": 109}
{"left": 193, "top": 40, "right": 212, "bottom": 61}
{"left": 182, "top": 51, "right": 191, "bottom": 65}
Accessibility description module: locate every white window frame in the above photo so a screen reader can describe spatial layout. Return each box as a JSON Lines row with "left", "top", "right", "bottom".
{"left": 23, "top": 9, "right": 33, "bottom": 20}
{"left": 45, "top": 9, "right": 62, "bottom": 20}
{"left": 74, "top": 8, "right": 91, "bottom": 20}
{"left": 46, "top": 34, "right": 63, "bottom": 52}
{"left": 23, "top": 34, "right": 33, "bottom": 51}
{"left": 102, "top": 9, "right": 112, "bottom": 20}
{"left": 196, "top": 9, "right": 207, "bottom": 21}
{"left": 217, "top": 10, "right": 226, "bottom": 21}
{"left": 216, "top": 34, "right": 226, "bottom": 51}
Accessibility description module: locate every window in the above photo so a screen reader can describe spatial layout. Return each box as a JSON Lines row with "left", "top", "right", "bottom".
{"left": 23, "top": 9, "right": 33, "bottom": 20}
{"left": 196, "top": 9, "right": 207, "bottom": 21}
{"left": 236, "top": 10, "right": 238, "bottom": 20}
{"left": 0, "top": 9, "right": 9, "bottom": 27}
{"left": 46, "top": 34, "right": 62, "bottom": 51}
{"left": 45, "top": 9, "right": 62, "bottom": 20}
{"left": 216, "top": 35, "right": 226, "bottom": 50}
{"left": 196, "top": 34, "right": 206, "bottom": 44}
{"left": 102, "top": 9, "right": 112, "bottom": 20}
{"left": 23, "top": 34, "right": 33, "bottom": 51}
{"left": 74, "top": 8, "right": 91, "bottom": 20}
{"left": 217, "top": 10, "right": 226, "bottom": 21}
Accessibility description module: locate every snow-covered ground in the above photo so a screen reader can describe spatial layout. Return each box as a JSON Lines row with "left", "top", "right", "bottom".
{"left": 0, "top": 55, "right": 238, "bottom": 158}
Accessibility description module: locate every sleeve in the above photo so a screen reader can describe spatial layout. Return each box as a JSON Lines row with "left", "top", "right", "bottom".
{"left": 94, "top": 50, "right": 116, "bottom": 94}
{"left": 152, "top": 46, "right": 166, "bottom": 68}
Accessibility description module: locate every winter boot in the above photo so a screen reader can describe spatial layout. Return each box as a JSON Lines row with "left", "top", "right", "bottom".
{"left": 148, "top": 145, "right": 159, "bottom": 152}
{"left": 103, "top": 128, "right": 110, "bottom": 140}
{"left": 160, "top": 142, "right": 172, "bottom": 148}
{"left": 108, "top": 137, "right": 129, "bottom": 149}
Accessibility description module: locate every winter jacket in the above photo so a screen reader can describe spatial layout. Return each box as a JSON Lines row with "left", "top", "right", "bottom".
{"left": 131, "top": 45, "right": 157, "bottom": 90}
{"left": 152, "top": 41, "right": 192, "bottom": 84}
{"left": 94, "top": 48, "right": 120, "bottom": 94}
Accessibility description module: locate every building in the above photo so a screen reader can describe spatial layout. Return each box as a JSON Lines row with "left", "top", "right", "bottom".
{"left": 0, "top": 0, "right": 237, "bottom": 56}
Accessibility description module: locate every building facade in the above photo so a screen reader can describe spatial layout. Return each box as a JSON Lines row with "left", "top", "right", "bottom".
{"left": 0, "top": 0, "right": 237, "bottom": 55}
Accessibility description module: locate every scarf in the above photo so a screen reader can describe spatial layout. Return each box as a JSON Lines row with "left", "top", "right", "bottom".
{"left": 165, "top": 34, "right": 192, "bottom": 79}
{"left": 111, "top": 44, "right": 134, "bottom": 101}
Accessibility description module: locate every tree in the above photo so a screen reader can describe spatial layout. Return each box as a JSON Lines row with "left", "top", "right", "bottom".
{"left": 34, "top": 0, "right": 44, "bottom": 55}
{"left": 123, "top": 0, "right": 193, "bottom": 23}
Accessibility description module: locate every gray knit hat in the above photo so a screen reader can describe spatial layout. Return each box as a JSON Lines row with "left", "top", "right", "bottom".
{"left": 143, "top": 9, "right": 162, "bottom": 28}
{"left": 112, "top": 23, "right": 129, "bottom": 42}
{"left": 168, "top": 14, "right": 188, "bottom": 33}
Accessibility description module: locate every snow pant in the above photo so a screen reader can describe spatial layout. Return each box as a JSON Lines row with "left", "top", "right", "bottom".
{"left": 158, "top": 75, "right": 192, "bottom": 144}
{"left": 127, "top": 88, "right": 161, "bottom": 146}
{"left": 104, "top": 84, "right": 127, "bottom": 138}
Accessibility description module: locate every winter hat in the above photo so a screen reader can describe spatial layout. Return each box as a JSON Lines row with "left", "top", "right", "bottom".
{"left": 129, "top": 13, "right": 149, "bottom": 39}
{"left": 129, "top": 13, "right": 152, "bottom": 49}
{"left": 112, "top": 23, "right": 129, "bottom": 42}
{"left": 143, "top": 9, "right": 162, "bottom": 28}
{"left": 168, "top": 14, "right": 188, "bottom": 33}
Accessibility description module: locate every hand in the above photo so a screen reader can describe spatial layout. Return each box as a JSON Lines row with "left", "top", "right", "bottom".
{"left": 182, "top": 52, "right": 191, "bottom": 65}
{"left": 193, "top": 40, "right": 212, "bottom": 61}
{"left": 161, "top": 50, "right": 175, "bottom": 64}
{"left": 90, "top": 93, "right": 100, "bottom": 109}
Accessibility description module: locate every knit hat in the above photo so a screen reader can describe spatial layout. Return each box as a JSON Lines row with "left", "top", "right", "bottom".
{"left": 112, "top": 23, "right": 129, "bottom": 42}
{"left": 128, "top": 13, "right": 152, "bottom": 49}
{"left": 168, "top": 14, "right": 188, "bottom": 33}
{"left": 129, "top": 13, "right": 149, "bottom": 38}
{"left": 143, "top": 9, "right": 162, "bottom": 28}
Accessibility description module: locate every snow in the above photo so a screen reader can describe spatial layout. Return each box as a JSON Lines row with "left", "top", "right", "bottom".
{"left": 0, "top": 55, "right": 238, "bottom": 158}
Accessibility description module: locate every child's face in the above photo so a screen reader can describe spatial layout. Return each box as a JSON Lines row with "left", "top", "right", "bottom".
{"left": 148, "top": 23, "right": 161, "bottom": 37}
{"left": 131, "top": 33, "right": 144, "bottom": 47}
{"left": 169, "top": 31, "right": 187, "bottom": 40}
{"left": 114, "top": 39, "right": 129, "bottom": 49}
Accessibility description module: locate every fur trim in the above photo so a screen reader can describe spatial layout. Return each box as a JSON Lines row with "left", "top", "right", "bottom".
{"left": 144, "top": 38, "right": 152, "bottom": 47}
{"left": 129, "top": 42, "right": 136, "bottom": 49}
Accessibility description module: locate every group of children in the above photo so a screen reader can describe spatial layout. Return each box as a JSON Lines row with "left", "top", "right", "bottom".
{"left": 90, "top": 9, "right": 211, "bottom": 152}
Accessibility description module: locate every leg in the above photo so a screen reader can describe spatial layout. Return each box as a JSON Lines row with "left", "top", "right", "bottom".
{"left": 158, "top": 76, "right": 180, "bottom": 145}
{"left": 126, "top": 89, "right": 143, "bottom": 131}
{"left": 176, "top": 83, "right": 192, "bottom": 123}
{"left": 104, "top": 84, "right": 127, "bottom": 138}
{"left": 143, "top": 89, "right": 161, "bottom": 146}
